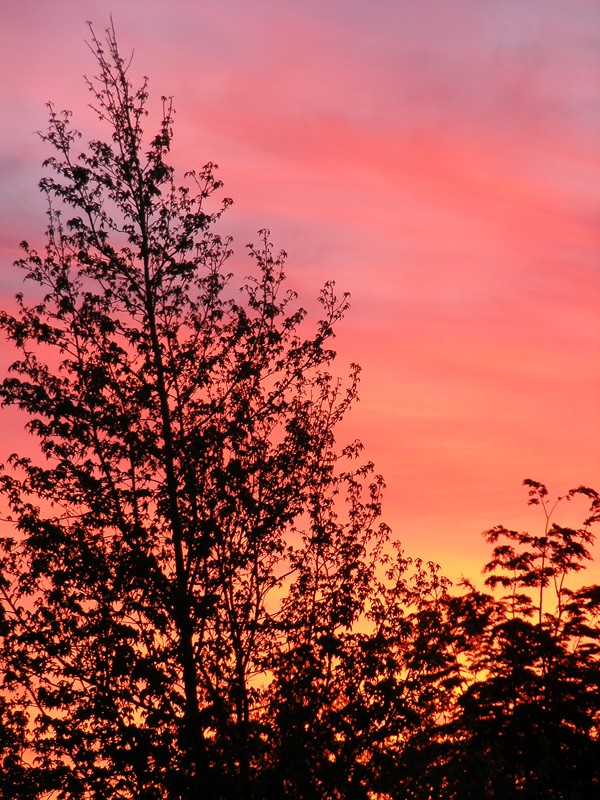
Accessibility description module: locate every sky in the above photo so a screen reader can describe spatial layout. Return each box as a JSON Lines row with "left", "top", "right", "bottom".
{"left": 1, "top": 0, "right": 599, "bottom": 583}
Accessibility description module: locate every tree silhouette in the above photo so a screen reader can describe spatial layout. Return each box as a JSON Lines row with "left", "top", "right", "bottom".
{"left": 419, "top": 481, "right": 600, "bottom": 800}
{"left": 260, "top": 549, "right": 457, "bottom": 798}
{"left": 0, "top": 23, "right": 389, "bottom": 799}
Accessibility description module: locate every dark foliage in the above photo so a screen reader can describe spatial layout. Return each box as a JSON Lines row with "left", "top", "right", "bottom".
{"left": 0, "top": 23, "right": 598, "bottom": 800}
{"left": 0, "top": 22, "right": 400, "bottom": 800}
{"left": 417, "top": 481, "right": 600, "bottom": 800}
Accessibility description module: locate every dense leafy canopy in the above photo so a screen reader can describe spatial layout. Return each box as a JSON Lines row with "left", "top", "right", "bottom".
{"left": 0, "top": 24, "right": 598, "bottom": 800}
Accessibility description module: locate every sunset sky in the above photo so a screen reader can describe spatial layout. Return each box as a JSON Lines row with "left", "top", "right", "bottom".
{"left": 1, "top": 0, "right": 599, "bottom": 583}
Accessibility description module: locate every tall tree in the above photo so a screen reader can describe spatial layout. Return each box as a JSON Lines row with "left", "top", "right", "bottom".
{"left": 0, "top": 22, "right": 388, "bottom": 799}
